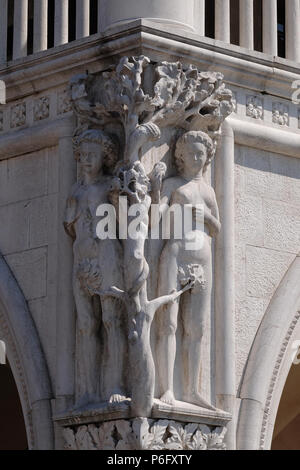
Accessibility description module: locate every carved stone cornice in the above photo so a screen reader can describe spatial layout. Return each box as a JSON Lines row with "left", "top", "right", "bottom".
{"left": 1, "top": 20, "right": 300, "bottom": 103}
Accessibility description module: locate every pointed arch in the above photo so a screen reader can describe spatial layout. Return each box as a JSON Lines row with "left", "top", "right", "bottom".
{"left": 237, "top": 253, "right": 300, "bottom": 450}
{"left": 0, "top": 252, "right": 54, "bottom": 450}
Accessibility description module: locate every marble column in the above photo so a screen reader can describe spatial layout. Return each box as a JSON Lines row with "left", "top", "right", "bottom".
{"left": 98, "top": 0, "right": 103, "bottom": 33}
{"left": 263, "top": 0, "right": 277, "bottom": 56}
{"left": 215, "top": 0, "right": 230, "bottom": 43}
{"left": 13, "top": 0, "right": 28, "bottom": 60}
{"left": 239, "top": 0, "right": 254, "bottom": 50}
{"left": 215, "top": 122, "right": 236, "bottom": 450}
{"left": 34, "top": 0, "right": 48, "bottom": 53}
{"left": 100, "top": 0, "right": 196, "bottom": 32}
{"left": 0, "top": 0, "right": 8, "bottom": 64}
{"left": 55, "top": 120, "right": 77, "bottom": 415}
{"left": 286, "top": 0, "right": 300, "bottom": 62}
{"left": 76, "top": 0, "right": 90, "bottom": 39}
{"left": 194, "top": 0, "right": 205, "bottom": 36}
{"left": 55, "top": 0, "right": 69, "bottom": 47}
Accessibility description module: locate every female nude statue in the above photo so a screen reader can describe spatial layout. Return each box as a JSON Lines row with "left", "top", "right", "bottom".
{"left": 156, "top": 131, "right": 221, "bottom": 409}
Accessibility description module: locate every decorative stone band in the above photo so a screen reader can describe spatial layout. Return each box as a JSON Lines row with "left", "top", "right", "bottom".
{"left": 55, "top": 400, "right": 231, "bottom": 451}
{"left": 0, "top": 88, "right": 72, "bottom": 135}
{"left": 63, "top": 418, "right": 227, "bottom": 451}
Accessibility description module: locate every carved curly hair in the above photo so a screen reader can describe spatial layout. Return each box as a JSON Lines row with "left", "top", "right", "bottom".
{"left": 73, "top": 129, "right": 118, "bottom": 173}
{"left": 175, "top": 131, "right": 215, "bottom": 175}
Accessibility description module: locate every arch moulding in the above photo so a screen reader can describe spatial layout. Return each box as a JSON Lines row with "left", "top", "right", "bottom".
{"left": 0, "top": 252, "right": 54, "bottom": 450}
{"left": 237, "top": 253, "right": 300, "bottom": 450}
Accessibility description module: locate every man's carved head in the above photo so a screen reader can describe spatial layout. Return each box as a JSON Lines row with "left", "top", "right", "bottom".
{"left": 74, "top": 129, "right": 118, "bottom": 175}
{"left": 175, "top": 131, "right": 215, "bottom": 175}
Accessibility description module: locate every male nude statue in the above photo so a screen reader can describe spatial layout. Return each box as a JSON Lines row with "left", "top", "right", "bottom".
{"left": 64, "top": 129, "right": 126, "bottom": 406}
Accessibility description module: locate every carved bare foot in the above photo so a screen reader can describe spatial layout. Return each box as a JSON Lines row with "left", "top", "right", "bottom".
{"left": 109, "top": 393, "right": 128, "bottom": 404}
{"left": 183, "top": 392, "right": 216, "bottom": 411}
{"left": 160, "top": 390, "right": 176, "bottom": 405}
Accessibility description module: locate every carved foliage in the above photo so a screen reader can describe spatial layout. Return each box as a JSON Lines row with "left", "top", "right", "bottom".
{"left": 34, "top": 96, "right": 50, "bottom": 121}
{"left": 70, "top": 56, "right": 234, "bottom": 162}
{"left": 58, "top": 89, "right": 72, "bottom": 115}
{"left": 11, "top": 103, "right": 26, "bottom": 128}
{"left": 63, "top": 418, "right": 227, "bottom": 451}
{"left": 151, "top": 64, "right": 233, "bottom": 132}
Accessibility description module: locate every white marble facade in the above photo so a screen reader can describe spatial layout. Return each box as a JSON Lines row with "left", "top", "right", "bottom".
{"left": 0, "top": 1, "right": 300, "bottom": 451}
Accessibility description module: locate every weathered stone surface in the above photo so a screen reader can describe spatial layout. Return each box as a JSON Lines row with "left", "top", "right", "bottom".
{"left": 0, "top": 150, "right": 48, "bottom": 206}
{"left": 235, "top": 297, "right": 265, "bottom": 381}
{"left": 234, "top": 144, "right": 300, "bottom": 393}
{"left": 29, "top": 195, "right": 58, "bottom": 248}
{"left": 234, "top": 244, "right": 246, "bottom": 302}
{"left": 240, "top": 147, "right": 300, "bottom": 205}
{"left": 246, "top": 246, "right": 294, "bottom": 301}
{"left": 235, "top": 195, "right": 263, "bottom": 246}
{"left": 234, "top": 163, "right": 245, "bottom": 198}
{"left": 5, "top": 247, "right": 47, "bottom": 301}
{"left": 47, "top": 147, "right": 59, "bottom": 195}
{"left": 245, "top": 164, "right": 290, "bottom": 204}
{"left": 263, "top": 199, "right": 300, "bottom": 254}
{"left": 0, "top": 195, "right": 57, "bottom": 256}
{"left": 0, "top": 201, "right": 30, "bottom": 255}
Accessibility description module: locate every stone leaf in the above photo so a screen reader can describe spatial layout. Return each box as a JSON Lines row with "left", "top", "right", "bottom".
{"left": 63, "top": 428, "right": 78, "bottom": 451}
{"left": 75, "top": 425, "right": 97, "bottom": 451}
{"left": 148, "top": 420, "right": 169, "bottom": 450}
{"left": 91, "top": 422, "right": 115, "bottom": 450}
{"left": 197, "top": 424, "right": 227, "bottom": 450}
{"left": 165, "top": 421, "right": 198, "bottom": 450}
{"left": 188, "top": 429, "right": 208, "bottom": 450}
{"left": 115, "top": 420, "right": 133, "bottom": 450}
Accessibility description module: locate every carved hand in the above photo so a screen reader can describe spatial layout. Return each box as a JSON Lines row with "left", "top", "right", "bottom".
{"left": 150, "top": 162, "right": 167, "bottom": 193}
{"left": 204, "top": 209, "right": 221, "bottom": 237}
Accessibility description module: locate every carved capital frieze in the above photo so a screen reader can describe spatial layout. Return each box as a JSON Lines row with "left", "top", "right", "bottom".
{"left": 63, "top": 418, "right": 227, "bottom": 451}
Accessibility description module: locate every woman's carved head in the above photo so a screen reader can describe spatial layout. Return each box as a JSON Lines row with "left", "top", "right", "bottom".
{"left": 175, "top": 131, "right": 215, "bottom": 175}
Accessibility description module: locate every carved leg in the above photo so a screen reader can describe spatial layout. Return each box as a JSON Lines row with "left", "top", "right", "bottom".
{"left": 101, "top": 297, "right": 127, "bottom": 403}
{"left": 157, "top": 248, "right": 180, "bottom": 405}
{"left": 73, "top": 276, "right": 100, "bottom": 407}
{"left": 129, "top": 315, "right": 155, "bottom": 417}
{"left": 97, "top": 239, "right": 127, "bottom": 402}
{"left": 181, "top": 265, "right": 215, "bottom": 410}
